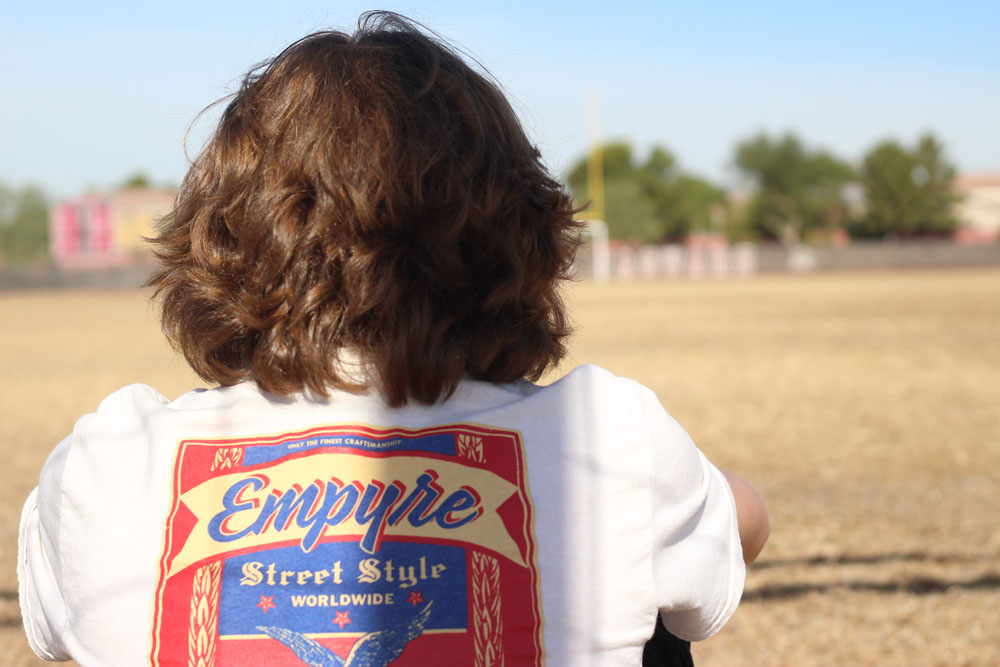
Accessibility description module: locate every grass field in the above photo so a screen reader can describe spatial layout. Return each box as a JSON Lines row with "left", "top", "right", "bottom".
{"left": 3, "top": 268, "right": 999, "bottom": 666}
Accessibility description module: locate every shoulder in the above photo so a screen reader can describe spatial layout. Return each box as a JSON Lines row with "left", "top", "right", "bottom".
{"left": 540, "top": 363, "right": 650, "bottom": 398}
{"left": 85, "top": 382, "right": 266, "bottom": 421}
{"left": 539, "top": 365, "right": 683, "bottom": 431}
{"left": 93, "top": 383, "right": 171, "bottom": 417}
{"left": 40, "top": 384, "right": 170, "bottom": 480}
{"left": 39, "top": 382, "right": 230, "bottom": 501}
{"left": 548, "top": 367, "right": 705, "bottom": 492}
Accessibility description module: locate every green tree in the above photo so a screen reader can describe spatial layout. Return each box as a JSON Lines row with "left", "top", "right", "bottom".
{"left": 566, "top": 141, "right": 637, "bottom": 192}
{"left": 567, "top": 142, "right": 723, "bottom": 242}
{"left": 643, "top": 173, "right": 724, "bottom": 241}
{"left": 0, "top": 183, "right": 50, "bottom": 263}
{"left": 602, "top": 178, "right": 662, "bottom": 241}
{"left": 851, "top": 134, "right": 958, "bottom": 238}
{"left": 121, "top": 171, "right": 152, "bottom": 189}
{"left": 735, "top": 133, "right": 854, "bottom": 244}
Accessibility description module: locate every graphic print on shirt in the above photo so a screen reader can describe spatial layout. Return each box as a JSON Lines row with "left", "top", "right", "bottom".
{"left": 150, "top": 424, "right": 542, "bottom": 666}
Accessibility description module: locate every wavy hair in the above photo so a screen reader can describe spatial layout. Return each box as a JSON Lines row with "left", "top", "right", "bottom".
{"left": 147, "top": 12, "right": 581, "bottom": 405}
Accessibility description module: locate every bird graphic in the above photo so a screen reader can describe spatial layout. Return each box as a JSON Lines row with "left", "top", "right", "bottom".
{"left": 257, "top": 601, "right": 433, "bottom": 667}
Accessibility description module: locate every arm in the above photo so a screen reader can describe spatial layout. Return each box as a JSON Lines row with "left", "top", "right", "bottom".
{"left": 720, "top": 469, "right": 770, "bottom": 564}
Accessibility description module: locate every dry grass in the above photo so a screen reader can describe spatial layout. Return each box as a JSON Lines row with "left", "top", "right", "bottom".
{"left": 2, "top": 268, "right": 999, "bottom": 666}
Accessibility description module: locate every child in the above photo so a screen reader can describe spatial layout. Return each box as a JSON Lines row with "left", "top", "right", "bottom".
{"left": 19, "top": 12, "right": 767, "bottom": 666}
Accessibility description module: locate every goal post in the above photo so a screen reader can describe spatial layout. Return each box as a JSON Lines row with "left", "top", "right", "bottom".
{"left": 574, "top": 217, "right": 610, "bottom": 281}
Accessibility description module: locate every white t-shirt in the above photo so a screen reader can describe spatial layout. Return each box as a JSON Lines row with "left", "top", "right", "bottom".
{"left": 19, "top": 364, "right": 744, "bottom": 666}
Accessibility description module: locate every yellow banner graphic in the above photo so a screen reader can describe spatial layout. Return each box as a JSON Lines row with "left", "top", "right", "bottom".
{"left": 168, "top": 453, "right": 524, "bottom": 576}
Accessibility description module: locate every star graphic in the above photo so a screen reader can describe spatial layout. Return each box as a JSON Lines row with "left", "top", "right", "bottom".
{"left": 406, "top": 590, "right": 425, "bottom": 608}
{"left": 332, "top": 610, "right": 352, "bottom": 629}
{"left": 256, "top": 595, "right": 276, "bottom": 614}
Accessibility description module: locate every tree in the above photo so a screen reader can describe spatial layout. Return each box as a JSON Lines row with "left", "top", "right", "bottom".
{"left": 851, "top": 134, "right": 958, "bottom": 238}
{"left": 566, "top": 141, "right": 637, "bottom": 194}
{"left": 734, "top": 133, "right": 854, "bottom": 244}
{"left": 121, "top": 171, "right": 152, "bottom": 189}
{"left": 0, "top": 183, "right": 49, "bottom": 263}
{"left": 643, "top": 173, "right": 724, "bottom": 241}
{"left": 567, "top": 142, "right": 723, "bottom": 242}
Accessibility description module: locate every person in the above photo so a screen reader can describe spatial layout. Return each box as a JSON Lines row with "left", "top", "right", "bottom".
{"left": 18, "top": 12, "right": 768, "bottom": 666}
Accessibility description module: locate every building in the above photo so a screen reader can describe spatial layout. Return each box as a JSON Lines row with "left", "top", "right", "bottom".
{"left": 50, "top": 187, "right": 175, "bottom": 268}
{"left": 954, "top": 173, "right": 1000, "bottom": 244}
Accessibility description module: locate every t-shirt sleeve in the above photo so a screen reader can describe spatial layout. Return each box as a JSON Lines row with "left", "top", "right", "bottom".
{"left": 635, "top": 384, "right": 746, "bottom": 642}
{"left": 18, "top": 438, "right": 73, "bottom": 661}
{"left": 17, "top": 383, "right": 168, "bottom": 661}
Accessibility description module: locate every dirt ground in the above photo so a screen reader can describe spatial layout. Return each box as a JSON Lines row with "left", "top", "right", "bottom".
{"left": 3, "top": 268, "right": 999, "bottom": 666}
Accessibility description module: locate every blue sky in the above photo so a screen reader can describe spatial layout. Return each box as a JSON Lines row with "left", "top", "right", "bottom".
{"left": 2, "top": 1, "right": 998, "bottom": 198}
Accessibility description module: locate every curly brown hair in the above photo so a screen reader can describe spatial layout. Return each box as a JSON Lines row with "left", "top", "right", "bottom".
{"left": 147, "top": 12, "right": 581, "bottom": 406}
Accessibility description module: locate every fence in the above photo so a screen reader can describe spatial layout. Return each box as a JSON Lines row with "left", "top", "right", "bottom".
{"left": 573, "top": 239, "right": 1000, "bottom": 281}
{"left": 2, "top": 240, "right": 999, "bottom": 290}
{"left": 0, "top": 262, "right": 157, "bottom": 290}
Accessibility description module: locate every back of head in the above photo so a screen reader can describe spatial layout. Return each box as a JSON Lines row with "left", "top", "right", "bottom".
{"left": 149, "top": 11, "right": 580, "bottom": 406}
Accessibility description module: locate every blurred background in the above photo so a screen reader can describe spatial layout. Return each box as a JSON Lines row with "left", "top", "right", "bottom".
{"left": 2, "top": 0, "right": 1000, "bottom": 278}
{"left": 1, "top": 1, "right": 998, "bottom": 665}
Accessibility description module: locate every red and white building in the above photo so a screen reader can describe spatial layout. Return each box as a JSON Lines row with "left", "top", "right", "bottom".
{"left": 954, "top": 173, "right": 1000, "bottom": 244}
{"left": 50, "top": 187, "right": 175, "bottom": 268}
